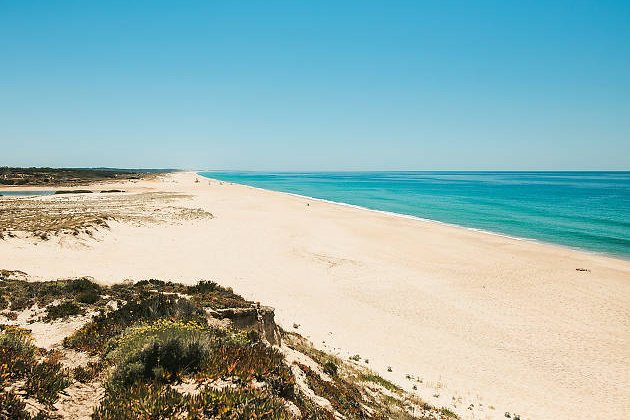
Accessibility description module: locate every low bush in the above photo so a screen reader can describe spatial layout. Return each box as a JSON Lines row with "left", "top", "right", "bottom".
{"left": 25, "top": 360, "right": 71, "bottom": 405}
{"left": 0, "top": 280, "right": 35, "bottom": 311}
{"left": 45, "top": 301, "right": 83, "bottom": 321}
{"left": 123, "top": 279, "right": 246, "bottom": 307}
{"left": 62, "top": 278, "right": 102, "bottom": 295}
{"left": 440, "top": 407, "right": 457, "bottom": 418}
{"left": 93, "top": 383, "right": 292, "bottom": 419}
{"left": 132, "top": 279, "right": 178, "bottom": 295}
{"left": 105, "top": 318, "right": 294, "bottom": 392}
{"left": 73, "top": 361, "right": 103, "bottom": 383}
{"left": 0, "top": 390, "right": 30, "bottom": 419}
{"left": 186, "top": 281, "right": 250, "bottom": 309}
{"left": 64, "top": 293, "right": 206, "bottom": 354}
{"left": 185, "top": 280, "right": 220, "bottom": 294}
{"left": 358, "top": 372, "right": 402, "bottom": 392}
{"left": 93, "top": 383, "right": 187, "bottom": 419}
{"left": 0, "top": 326, "right": 38, "bottom": 381}
{"left": 0, "top": 277, "right": 103, "bottom": 313}
{"left": 202, "top": 340, "right": 294, "bottom": 399}
{"left": 107, "top": 320, "right": 212, "bottom": 388}
{"left": 76, "top": 289, "right": 100, "bottom": 304}
{"left": 187, "top": 386, "right": 291, "bottom": 419}
{"left": 0, "top": 326, "right": 70, "bottom": 408}
{"left": 323, "top": 360, "right": 338, "bottom": 377}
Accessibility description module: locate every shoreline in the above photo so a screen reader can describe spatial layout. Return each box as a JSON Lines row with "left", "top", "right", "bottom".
{"left": 198, "top": 173, "right": 630, "bottom": 263}
{"left": 2, "top": 171, "right": 629, "bottom": 419}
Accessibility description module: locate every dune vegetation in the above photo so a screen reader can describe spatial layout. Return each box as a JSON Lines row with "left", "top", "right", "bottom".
{"left": 0, "top": 272, "right": 449, "bottom": 419}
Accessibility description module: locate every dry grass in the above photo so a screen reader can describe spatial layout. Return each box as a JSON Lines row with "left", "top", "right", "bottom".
{"left": 0, "top": 192, "right": 213, "bottom": 240}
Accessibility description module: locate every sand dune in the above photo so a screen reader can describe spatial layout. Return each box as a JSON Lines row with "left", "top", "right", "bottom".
{"left": 1, "top": 171, "right": 629, "bottom": 419}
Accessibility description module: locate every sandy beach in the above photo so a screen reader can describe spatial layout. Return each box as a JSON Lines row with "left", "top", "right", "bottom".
{"left": 1, "top": 171, "right": 629, "bottom": 419}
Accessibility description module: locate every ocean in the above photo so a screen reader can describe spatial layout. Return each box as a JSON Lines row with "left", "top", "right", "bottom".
{"left": 198, "top": 171, "right": 630, "bottom": 259}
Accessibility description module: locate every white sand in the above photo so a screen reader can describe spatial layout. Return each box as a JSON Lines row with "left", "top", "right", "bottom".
{"left": 1, "top": 171, "right": 629, "bottom": 419}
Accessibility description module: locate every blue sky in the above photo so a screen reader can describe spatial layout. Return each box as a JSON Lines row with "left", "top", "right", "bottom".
{"left": 1, "top": 1, "right": 628, "bottom": 170}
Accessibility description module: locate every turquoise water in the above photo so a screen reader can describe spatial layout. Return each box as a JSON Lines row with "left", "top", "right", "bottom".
{"left": 198, "top": 172, "right": 630, "bottom": 259}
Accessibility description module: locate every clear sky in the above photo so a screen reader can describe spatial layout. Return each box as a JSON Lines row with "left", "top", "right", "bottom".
{"left": 1, "top": 1, "right": 629, "bottom": 170}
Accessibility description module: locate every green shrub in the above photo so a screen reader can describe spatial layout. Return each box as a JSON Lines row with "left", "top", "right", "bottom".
{"left": 0, "top": 280, "right": 35, "bottom": 311}
{"left": 45, "top": 301, "right": 83, "bottom": 321}
{"left": 0, "top": 326, "right": 38, "bottom": 381}
{"left": 134, "top": 279, "right": 170, "bottom": 289}
{"left": 105, "top": 318, "right": 294, "bottom": 399}
{"left": 0, "top": 326, "right": 70, "bottom": 408}
{"left": 64, "top": 293, "right": 206, "bottom": 354}
{"left": 93, "top": 383, "right": 187, "bottom": 419}
{"left": 203, "top": 340, "right": 294, "bottom": 399}
{"left": 25, "top": 360, "right": 71, "bottom": 405}
{"left": 0, "top": 390, "right": 30, "bottom": 419}
{"left": 358, "top": 372, "right": 402, "bottom": 392}
{"left": 187, "top": 386, "right": 291, "bottom": 419}
{"left": 182, "top": 280, "right": 250, "bottom": 309}
{"left": 0, "top": 390, "right": 62, "bottom": 419}
{"left": 0, "top": 278, "right": 103, "bottom": 314}
{"left": 186, "top": 280, "right": 219, "bottom": 294}
{"left": 73, "top": 361, "right": 103, "bottom": 383}
{"left": 63, "top": 278, "right": 102, "bottom": 295}
{"left": 107, "top": 320, "right": 213, "bottom": 388}
{"left": 323, "top": 360, "right": 338, "bottom": 377}
{"left": 77, "top": 289, "right": 100, "bottom": 304}
{"left": 93, "top": 383, "right": 291, "bottom": 419}
{"left": 440, "top": 407, "right": 458, "bottom": 418}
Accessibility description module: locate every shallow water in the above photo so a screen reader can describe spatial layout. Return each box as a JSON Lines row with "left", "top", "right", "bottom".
{"left": 0, "top": 190, "right": 55, "bottom": 197}
{"left": 199, "top": 171, "right": 630, "bottom": 259}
